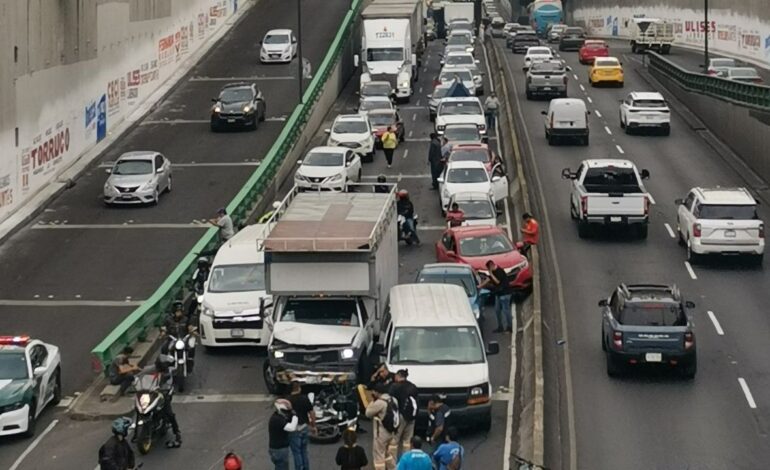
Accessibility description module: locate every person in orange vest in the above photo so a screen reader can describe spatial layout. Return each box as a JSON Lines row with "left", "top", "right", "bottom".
{"left": 520, "top": 212, "right": 539, "bottom": 257}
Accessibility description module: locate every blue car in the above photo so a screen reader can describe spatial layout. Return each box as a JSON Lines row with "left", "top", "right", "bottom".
{"left": 415, "top": 263, "right": 490, "bottom": 321}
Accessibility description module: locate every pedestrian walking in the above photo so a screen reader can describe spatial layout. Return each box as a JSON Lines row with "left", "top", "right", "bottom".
{"left": 224, "top": 452, "right": 243, "bottom": 470}
{"left": 478, "top": 259, "right": 514, "bottom": 332}
{"left": 396, "top": 436, "right": 433, "bottom": 470}
{"left": 440, "top": 137, "right": 453, "bottom": 160}
{"left": 98, "top": 418, "right": 135, "bottom": 470}
{"left": 428, "top": 132, "right": 444, "bottom": 190}
{"left": 269, "top": 398, "right": 299, "bottom": 470}
{"left": 388, "top": 369, "right": 419, "bottom": 459}
{"left": 484, "top": 93, "right": 500, "bottom": 134}
{"left": 432, "top": 427, "right": 464, "bottom": 470}
{"left": 426, "top": 394, "right": 451, "bottom": 449}
{"left": 520, "top": 212, "right": 540, "bottom": 257}
{"left": 107, "top": 347, "right": 140, "bottom": 398}
{"left": 288, "top": 382, "right": 316, "bottom": 470}
{"left": 365, "top": 384, "right": 399, "bottom": 470}
{"left": 382, "top": 126, "right": 398, "bottom": 168}
{"left": 209, "top": 207, "right": 235, "bottom": 242}
{"left": 335, "top": 427, "right": 369, "bottom": 470}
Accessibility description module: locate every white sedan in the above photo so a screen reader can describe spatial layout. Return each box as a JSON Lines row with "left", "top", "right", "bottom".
{"left": 448, "top": 191, "right": 499, "bottom": 226}
{"left": 523, "top": 46, "right": 554, "bottom": 71}
{"left": 260, "top": 29, "right": 297, "bottom": 63}
{"left": 294, "top": 146, "right": 362, "bottom": 192}
{"left": 356, "top": 96, "right": 395, "bottom": 116}
{"left": 438, "top": 160, "right": 508, "bottom": 214}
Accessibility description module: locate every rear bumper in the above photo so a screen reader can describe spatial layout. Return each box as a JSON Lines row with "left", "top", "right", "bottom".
{"left": 627, "top": 119, "right": 670, "bottom": 128}
{"left": 584, "top": 215, "right": 648, "bottom": 225}
{"left": 527, "top": 84, "right": 566, "bottom": 95}
{"left": 559, "top": 42, "right": 583, "bottom": 50}
{"left": 691, "top": 239, "right": 764, "bottom": 255}
{"left": 548, "top": 127, "right": 589, "bottom": 137}
{"left": 609, "top": 349, "right": 696, "bottom": 366}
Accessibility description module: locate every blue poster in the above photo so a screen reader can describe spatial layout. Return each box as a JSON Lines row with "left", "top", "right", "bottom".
{"left": 612, "top": 17, "right": 619, "bottom": 36}
{"left": 97, "top": 94, "right": 107, "bottom": 142}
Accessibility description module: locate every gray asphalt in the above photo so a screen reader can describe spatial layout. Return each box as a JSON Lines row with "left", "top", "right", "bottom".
{"left": 495, "top": 36, "right": 770, "bottom": 469}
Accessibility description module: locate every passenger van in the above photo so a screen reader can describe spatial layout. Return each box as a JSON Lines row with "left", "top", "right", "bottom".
{"left": 375, "top": 284, "right": 499, "bottom": 430}
{"left": 199, "top": 224, "right": 271, "bottom": 348}
{"left": 542, "top": 98, "right": 590, "bottom": 146}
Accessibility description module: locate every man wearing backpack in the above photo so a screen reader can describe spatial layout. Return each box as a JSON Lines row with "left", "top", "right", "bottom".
{"left": 433, "top": 427, "right": 464, "bottom": 470}
{"left": 388, "top": 369, "right": 418, "bottom": 459}
{"left": 365, "top": 384, "right": 399, "bottom": 470}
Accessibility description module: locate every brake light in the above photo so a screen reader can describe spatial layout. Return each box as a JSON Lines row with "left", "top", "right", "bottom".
{"left": 684, "top": 332, "right": 694, "bottom": 350}
{"left": 612, "top": 331, "right": 623, "bottom": 350}
{"left": 580, "top": 195, "right": 588, "bottom": 216}
{"left": 0, "top": 335, "right": 30, "bottom": 346}
{"left": 707, "top": 70, "right": 717, "bottom": 75}
{"left": 563, "top": 76, "right": 568, "bottom": 85}
{"left": 549, "top": 112, "right": 554, "bottom": 129}
{"left": 759, "top": 223, "right": 765, "bottom": 239}
{"left": 754, "top": 78, "right": 764, "bottom": 84}
{"left": 644, "top": 196, "right": 650, "bottom": 216}
{"left": 692, "top": 223, "right": 702, "bottom": 238}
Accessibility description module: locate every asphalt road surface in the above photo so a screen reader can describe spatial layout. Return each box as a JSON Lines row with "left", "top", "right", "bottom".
{"left": 0, "top": 0, "right": 351, "bottom": 467}
{"left": 494, "top": 35, "right": 770, "bottom": 469}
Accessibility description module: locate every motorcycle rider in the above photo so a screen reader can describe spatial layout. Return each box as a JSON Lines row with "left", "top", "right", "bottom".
{"left": 375, "top": 174, "right": 390, "bottom": 194}
{"left": 396, "top": 190, "right": 420, "bottom": 245}
{"left": 142, "top": 354, "right": 182, "bottom": 448}
{"left": 98, "top": 417, "right": 136, "bottom": 470}
{"left": 161, "top": 301, "right": 197, "bottom": 373}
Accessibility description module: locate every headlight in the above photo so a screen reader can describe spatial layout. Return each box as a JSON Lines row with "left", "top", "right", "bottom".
{"left": 328, "top": 138, "right": 339, "bottom": 146}
{"left": 175, "top": 339, "right": 185, "bottom": 350}
{"left": 139, "top": 180, "right": 155, "bottom": 191}
{"left": 329, "top": 173, "right": 344, "bottom": 182}
{"left": 273, "top": 350, "right": 285, "bottom": 359}
{"left": 243, "top": 105, "right": 252, "bottom": 113}
{"left": 139, "top": 393, "right": 151, "bottom": 410}
{"left": 341, "top": 348, "right": 355, "bottom": 359}
{"left": 202, "top": 306, "right": 214, "bottom": 317}
{"left": 213, "top": 106, "right": 221, "bottom": 113}
{"left": 399, "top": 81, "right": 410, "bottom": 88}
{"left": 1, "top": 401, "right": 25, "bottom": 413}
{"left": 294, "top": 173, "right": 307, "bottom": 182}
{"left": 436, "top": 125, "right": 445, "bottom": 131}
{"left": 468, "top": 383, "right": 490, "bottom": 404}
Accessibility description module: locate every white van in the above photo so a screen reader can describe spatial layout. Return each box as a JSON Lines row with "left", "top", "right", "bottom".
{"left": 542, "top": 98, "right": 590, "bottom": 146}
{"left": 199, "top": 224, "right": 271, "bottom": 348}
{"left": 375, "top": 284, "right": 499, "bottom": 430}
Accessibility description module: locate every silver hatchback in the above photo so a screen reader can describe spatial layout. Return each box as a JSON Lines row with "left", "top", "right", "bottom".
{"left": 103, "top": 151, "right": 172, "bottom": 205}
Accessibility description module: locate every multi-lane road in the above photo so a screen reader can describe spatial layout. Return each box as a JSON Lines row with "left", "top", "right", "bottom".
{"left": 493, "top": 33, "right": 770, "bottom": 469}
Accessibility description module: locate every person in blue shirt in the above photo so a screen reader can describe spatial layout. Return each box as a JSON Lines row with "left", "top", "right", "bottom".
{"left": 396, "top": 436, "right": 432, "bottom": 470}
{"left": 433, "top": 427, "right": 464, "bottom": 470}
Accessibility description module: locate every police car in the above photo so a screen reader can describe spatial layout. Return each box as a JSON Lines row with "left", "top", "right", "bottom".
{"left": 0, "top": 336, "right": 62, "bottom": 437}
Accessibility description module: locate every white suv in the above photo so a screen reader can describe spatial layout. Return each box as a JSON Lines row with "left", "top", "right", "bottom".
{"left": 435, "top": 97, "right": 486, "bottom": 136}
{"left": 619, "top": 92, "right": 671, "bottom": 136}
{"left": 325, "top": 114, "right": 375, "bottom": 162}
{"left": 675, "top": 187, "right": 764, "bottom": 265}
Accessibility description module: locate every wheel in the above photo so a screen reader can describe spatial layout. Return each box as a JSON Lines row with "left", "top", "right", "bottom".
{"left": 590, "top": 79, "right": 596, "bottom": 87}
{"left": 357, "top": 169, "right": 362, "bottom": 183}
{"left": 136, "top": 424, "right": 152, "bottom": 455}
{"left": 399, "top": 131, "right": 405, "bottom": 143}
{"left": 176, "top": 373, "right": 186, "bottom": 393}
{"left": 753, "top": 253, "right": 764, "bottom": 267}
{"left": 606, "top": 352, "right": 621, "bottom": 377}
{"left": 358, "top": 352, "right": 372, "bottom": 385}
{"left": 569, "top": 201, "right": 578, "bottom": 220}
{"left": 165, "top": 176, "right": 172, "bottom": 193}
{"left": 560, "top": 91, "right": 568, "bottom": 98}
{"left": 547, "top": 134, "right": 556, "bottom": 146}
{"left": 619, "top": 114, "right": 625, "bottom": 129}
{"left": 23, "top": 401, "right": 37, "bottom": 438}
{"left": 618, "top": 81, "right": 624, "bottom": 88}
{"left": 151, "top": 188, "right": 159, "bottom": 206}
{"left": 662, "top": 126, "right": 671, "bottom": 136}
{"left": 680, "top": 357, "right": 697, "bottom": 379}
{"left": 582, "top": 135, "right": 589, "bottom": 146}
{"left": 50, "top": 369, "right": 62, "bottom": 406}
{"left": 429, "top": 113, "right": 436, "bottom": 122}
{"left": 686, "top": 240, "right": 700, "bottom": 264}
{"left": 526, "top": 90, "right": 533, "bottom": 100}
{"left": 259, "top": 104, "right": 267, "bottom": 122}
{"left": 310, "top": 423, "right": 343, "bottom": 443}
{"left": 601, "top": 332, "right": 607, "bottom": 352}
{"left": 677, "top": 226, "right": 686, "bottom": 247}
{"left": 636, "top": 224, "right": 648, "bottom": 239}
{"left": 631, "top": 43, "right": 638, "bottom": 53}
{"left": 577, "top": 221, "right": 591, "bottom": 239}
{"left": 624, "top": 121, "right": 631, "bottom": 134}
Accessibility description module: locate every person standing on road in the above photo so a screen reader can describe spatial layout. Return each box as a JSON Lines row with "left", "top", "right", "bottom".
{"left": 484, "top": 93, "right": 500, "bottom": 134}
{"left": 432, "top": 427, "right": 464, "bottom": 470}
{"left": 365, "top": 384, "right": 398, "bottom": 470}
{"left": 426, "top": 394, "right": 451, "bottom": 449}
{"left": 107, "top": 346, "right": 141, "bottom": 398}
{"left": 520, "top": 212, "right": 540, "bottom": 257}
{"left": 335, "top": 427, "right": 369, "bottom": 470}
{"left": 428, "top": 132, "right": 444, "bottom": 190}
{"left": 382, "top": 126, "right": 398, "bottom": 168}
{"left": 396, "top": 436, "right": 433, "bottom": 470}
{"left": 209, "top": 207, "right": 235, "bottom": 242}
{"left": 288, "top": 382, "right": 316, "bottom": 470}
{"left": 269, "top": 398, "right": 299, "bottom": 470}
{"left": 357, "top": 363, "right": 395, "bottom": 408}
{"left": 478, "top": 259, "right": 513, "bottom": 333}
{"left": 98, "top": 417, "right": 136, "bottom": 470}
{"left": 440, "top": 136, "right": 453, "bottom": 160}
{"left": 389, "top": 369, "right": 419, "bottom": 459}
{"left": 445, "top": 203, "right": 465, "bottom": 227}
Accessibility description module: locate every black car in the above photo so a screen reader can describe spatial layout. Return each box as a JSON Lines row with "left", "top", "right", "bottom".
{"left": 511, "top": 33, "right": 540, "bottom": 54}
{"left": 558, "top": 27, "right": 586, "bottom": 51}
{"left": 600, "top": 284, "right": 697, "bottom": 378}
{"left": 210, "top": 83, "right": 267, "bottom": 131}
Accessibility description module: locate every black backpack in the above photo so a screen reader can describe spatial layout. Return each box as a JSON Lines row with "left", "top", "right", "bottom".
{"left": 380, "top": 396, "right": 401, "bottom": 433}
{"left": 399, "top": 383, "right": 419, "bottom": 422}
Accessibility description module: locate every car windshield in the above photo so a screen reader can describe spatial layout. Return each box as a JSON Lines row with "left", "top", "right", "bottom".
{"left": 220, "top": 88, "right": 253, "bottom": 103}
{"left": 112, "top": 159, "right": 152, "bottom": 175}
{"left": 432, "top": 86, "right": 451, "bottom": 100}
{"left": 281, "top": 299, "right": 359, "bottom": 326}
{"left": 390, "top": 327, "right": 484, "bottom": 364}
{"left": 333, "top": 120, "right": 368, "bottom": 134}
{"left": 439, "top": 101, "right": 482, "bottom": 115}
{"left": 0, "top": 351, "right": 28, "bottom": 380}
{"left": 369, "top": 114, "right": 395, "bottom": 126}
{"left": 594, "top": 58, "right": 620, "bottom": 67}
{"left": 303, "top": 152, "right": 344, "bottom": 167}
{"left": 516, "top": 34, "right": 537, "bottom": 41}
{"left": 208, "top": 264, "right": 265, "bottom": 293}
{"left": 458, "top": 200, "right": 496, "bottom": 219}
{"left": 360, "top": 100, "right": 392, "bottom": 111}
{"left": 450, "top": 149, "right": 488, "bottom": 163}
{"left": 633, "top": 99, "right": 666, "bottom": 108}
{"left": 447, "top": 35, "right": 471, "bottom": 46}
{"left": 564, "top": 28, "right": 584, "bottom": 36}
{"left": 531, "top": 63, "right": 565, "bottom": 74}
{"left": 264, "top": 34, "right": 290, "bottom": 44}
{"left": 440, "top": 70, "right": 473, "bottom": 82}
{"left": 361, "top": 83, "right": 391, "bottom": 97}
{"left": 583, "top": 168, "right": 641, "bottom": 193}
{"left": 528, "top": 48, "right": 551, "bottom": 55}
{"left": 445, "top": 126, "right": 481, "bottom": 141}
{"left": 618, "top": 302, "right": 685, "bottom": 327}
{"left": 697, "top": 204, "right": 758, "bottom": 219}
{"left": 447, "top": 167, "right": 488, "bottom": 183}
{"left": 712, "top": 59, "right": 736, "bottom": 68}
{"left": 730, "top": 68, "right": 760, "bottom": 78}
{"left": 459, "top": 233, "right": 512, "bottom": 256}
{"left": 367, "top": 48, "right": 403, "bottom": 62}
{"left": 446, "top": 55, "right": 474, "bottom": 66}
{"left": 417, "top": 273, "right": 476, "bottom": 296}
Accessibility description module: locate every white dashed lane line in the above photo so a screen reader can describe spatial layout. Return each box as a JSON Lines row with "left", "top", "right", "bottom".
{"left": 738, "top": 378, "right": 757, "bottom": 409}
{"left": 402, "top": 149, "right": 409, "bottom": 160}
{"left": 684, "top": 261, "right": 698, "bottom": 280}
{"left": 579, "top": 84, "right": 586, "bottom": 92}
{"left": 663, "top": 223, "right": 676, "bottom": 238}
{"left": 573, "top": 74, "right": 579, "bottom": 80}
{"left": 707, "top": 311, "right": 725, "bottom": 335}
{"left": 615, "top": 144, "right": 624, "bottom": 154}
{"left": 604, "top": 126, "right": 612, "bottom": 135}
{"left": 587, "top": 97, "right": 593, "bottom": 104}
{"left": 412, "top": 114, "right": 417, "bottom": 121}
{"left": 594, "top": 110, "right": 602, "bottom": 118}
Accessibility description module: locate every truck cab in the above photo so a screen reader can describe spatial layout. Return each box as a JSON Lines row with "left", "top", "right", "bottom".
{"left": 359, "top": 16, "right": 416, "bottom": 102}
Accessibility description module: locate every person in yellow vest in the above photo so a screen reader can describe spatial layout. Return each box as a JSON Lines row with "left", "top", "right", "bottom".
{"left": 381, "top": 126, "right": 398, "bottom": 168}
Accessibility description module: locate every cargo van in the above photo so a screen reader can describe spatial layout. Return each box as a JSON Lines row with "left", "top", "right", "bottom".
{"left": 542, "top": 98, "right": 590, "bottom": 146}
{"left": 374, "top": 284, "right": 499, "bottom": 430}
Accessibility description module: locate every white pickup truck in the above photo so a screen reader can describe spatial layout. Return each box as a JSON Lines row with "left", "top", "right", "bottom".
{"left": 561, "top": 159, "right": 651, "bottom": 239}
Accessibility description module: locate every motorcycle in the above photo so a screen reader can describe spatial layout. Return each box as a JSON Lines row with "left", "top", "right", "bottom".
{"left": 187, "top": 255, "right": 211, "bottom": 317}
{"left": 397, "top": 214, "right": 420, "bottom": 245}
{"left": 167, "top": 328, "right": 197, "bottom": 393}
{"left": 308, "top": 383, "right": 359, "bottom": 443}
{"left": 132, "top": 373, "right": 173, "bottom": 455}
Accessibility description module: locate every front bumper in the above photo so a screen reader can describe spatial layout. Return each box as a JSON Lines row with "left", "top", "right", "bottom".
{"left": 260, "top": 50, "right": 292, "bottom": 63}
{"left": 691, "top": 238, "right": 764, "bottom": 255}
{"left": 104, "top": 186, "right": 156, "bottom": 204}
{"left": 211, "top": 112, "right": 256, "bottom": 128}
{"left": 199, "top": 315, "right": 267, "bottom": 347}
{"left": 294, "top": 177, "right": 346, "bottom": 192}
{"left": 0, "top": 404, "right": 30, "bottom": 436}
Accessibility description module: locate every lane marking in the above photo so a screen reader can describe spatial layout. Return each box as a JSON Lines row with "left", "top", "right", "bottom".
{"left": 189, "top": 76, "right": 295, "bottom": 81}
{"left": 412, "top": 114, "right": 417, "bottom": 122}
{"left": 402, "top": 149, "right": 409, "bottom": 160}
{"left": 99, "top": 162, "right": 260, "bottom": 168}
{"left": 648, "top": 193, "right": 656, "bottom": 205}
{"left": 9, "top": 419, "right": 59, "bottom": 470}
{"left": 416, "top": 100, "right": 421, "bottom": 106}
{"left": 615, "top": 144, "right": 624, "bottom": 154}
{"left": 738, "top": 378, "right": 757, "bottom": 409}
{"left": 398, "top": 106, "right": 424, "bottom": 110}
{"left": 573, "top": 74, "right": 578, "bottom": 80}
{"left": 408, "top": 130, "right": 413, "bottom": 138}
{"left": 684, "top": 261, "right": 698, "bottom": 280}
{"left": 419, "top": 86, "right": 423, "bottom": 93}
{"left": 706, "top": 310, "right": 725, "bottom": 335}
{"left": 579, "top": 84, "right": 586, "bottom": 92}
{"left": 604, "top": 126, "right": 612, "bottom": 135}
{"left": 32, "top": 223, "right": 210, "bottom": 230}
{"left": 587, "top": 97, "right": 593, "bottom": 104}
{"left": 0, "top": 299, "right": 144, "bottom": 307}
{"left": 663, "top": 223, "right": 676, "bottom": 238}
{"left": 594, "top": 110, "right": 602, "bottom": 118}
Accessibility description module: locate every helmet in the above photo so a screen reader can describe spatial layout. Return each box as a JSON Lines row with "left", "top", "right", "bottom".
{"left": 111, "top": 417, "right": 132, "bottom": 436}
{"left": 274, "top": 398, "right": 293, "bottom": 413}
{"left": 377, "top": 174, "right": 387, "bottom": 183}
{"left": 397, "top": 189, "right": 409, "bottom": 200}
{"left": 197, "top": 257, "right": 209, "bottom": 269}
{"left": 224, "top": 453, "right": 243, "bottom": 470}
{"left": 156, "top": 354, "right": 174, "bottom": 371}
{"left": 172, "top": 300, "right": 184, "bottom": 312}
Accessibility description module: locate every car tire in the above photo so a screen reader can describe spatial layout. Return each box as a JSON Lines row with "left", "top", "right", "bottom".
{"left": 624, "top": 121, "right": 631, "bottom": 134}
{"left": 618, "top": 81, "right": 624, "bottom": 88}
{"left": 577, "top": 220, "right": 591, "bottom": 239}
{"left": 526, "top": 90, "right": 533, "bottom": 100}
{"left": 582, "top": 135, "right": 589, "bottom": 146}
{"left": 677, "top": 226, "right": 686, "bottom": 247}
{"left": 662, "top": 126, "right": 671, "bottom": 136}
{"left": 23, "top": 401, "right": 36, "bottom": 438}
{"left": 210, "top": 124, "right": 218, "bottom": 133}
{"left": 260, "top": 104, "right": 267, "bottom": 122}
{"left": 51, "top": 369, "right": 62, "bottom": 406}
{"left": 152, "top": 188, "right": 159, "bottom": 206}
{"left": 619, "top": 114, "right": 625, "bottom": 129}
{"left": 606, "top": 352, "right": 621, "bottom": 377}
{"left": 429, "top": 114, "right": 436, "bottom": 122}
{"left": 569, "top": 201, "right": 578, "bottom": 220}
{"left": 753, "top": 253, "right": 764, "bottom": 267}
{"left": 165, "top": 176, "right": 172, "bottom": 194}
{"left": 547, "top": 134, "right": 556, "bottom": 146}
{"left": 251, "top": 118, "right": 258, "bottom": 131}
{"left": 686, "top": 240, "right": 700, "bottom": 264}
{"left": 680, "top": 357, "right": 697, "bottom": 379}
{"left": 601, "top": 332, "right": 607, "bottom": 351}
{"left": 357, "top": 169, "right": 362, "bottom": 183}
{"left": 636, "top": 224, "right": 648, "bottom": 239}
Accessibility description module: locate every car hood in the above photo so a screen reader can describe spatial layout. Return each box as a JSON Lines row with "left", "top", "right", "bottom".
{"left": 389, "top": 362, "right": 488, "bottom": 388}
{"left": 330, "top": 132, "right": 370, "bottom": 143}
{"left": 273, "top": 323, "right": 359, "bottom": 346}
{"left": 0, "top": 379, "right": 30, "bottom": 406}
{"left": 446, "top": 181, "right": 492, "bottom": 196}
{"left": 218, "top": 101, "right": 250, "bottom": 113}
{"left": 460, "top": 249, "right": 525, "bottom": 270}
{"left": 438, "top": 115, "right": 484, "bottom": 126}
{"left": 203, "top": 290, "right": 269, "bottom": 315}
{"left": 297, "top": 165, "right": 345, "bottom": 178}
{"left": 108, "top": 173, "right": 153, "bottom": 187}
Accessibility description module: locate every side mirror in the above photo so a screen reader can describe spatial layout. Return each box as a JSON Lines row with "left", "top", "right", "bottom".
{"left": 475, "top": 59, "right": 481, "bottom": 64}
{"left": 486, "top": 341, "right": 500, "bottom": 355}
{"left": 491, "top": 175, "right": 501, "bottom": 182}
{"left": 598, "top": 299, "right": 608, "bottom": 307}
{"left": 540, "top": 110, "right": 547, "bottom": 115}
{"left": 446, "top": 250, "right": 456, "bottom": 258}
{"left": 561, "top": 168, "right": 574, "bottom": 180}
{"left": 34, "top": 366, "right": 46, "bottom": 377}
{"left": 292, "top": 38, "right": 297, "bottom": 44}
{"left": 685, "top": 301, "right": 696, "bottom": 309}
{"left": 353, "top": 54, "right": 360, "bottom": 67}
{"left": 426, "top": 94, "right": 432, "bottom": 99}
{"left": 640, "top": 169, "right": 650, "bottom": 180}
{"left": 674, "top": 198, "right": 684, "bottom": 205}
{"left": 324, "top": 128, "right": 331, "bottom": 134}
{"left": 437, "top": 176, "right": 444, "bottom": 183}
{"left": 296, "top": 159, "right": 303, "bottom": 165}
{"left": 156, "top": 168, "right": 164, "bottom": 174}
{"left": 105, "top": 168, "right": 112, "bottom": 174}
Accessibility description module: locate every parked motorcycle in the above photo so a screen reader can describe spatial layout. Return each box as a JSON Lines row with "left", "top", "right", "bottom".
{"left": 187, "top": 256, "right": 211, "bottom": 317}
{"left": 167, "top": 328, "right": 197, "bottom": 393}
{"left": 397, "top": 214, "right": 420, "bottom": 245}
{"left": 308, "top": 383, "right": 359, "bottom": 443}
{"left": 132, "top": 373, "right": 173, "bottom": 455}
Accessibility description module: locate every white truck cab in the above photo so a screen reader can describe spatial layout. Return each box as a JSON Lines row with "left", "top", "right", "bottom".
{"left": 359, "top": 18, "right": 415, "bottom": 102}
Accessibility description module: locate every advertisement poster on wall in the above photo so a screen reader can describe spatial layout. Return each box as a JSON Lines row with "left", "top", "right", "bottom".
{"left": 85, "top": 100, "right": 97, "bottom": 143}
{"left": 20, "top": 120, "right": 72, "bottom": 196}
{"left": 0, "top": 173, "right": 13, "bottom": 211}
{"left": 97, "top": 94, "right": 107, "bottom": 143}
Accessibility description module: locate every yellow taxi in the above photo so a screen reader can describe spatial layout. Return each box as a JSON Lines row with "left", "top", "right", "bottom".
{"left": 588, "top": 56, "right": 624, "bottom": 87}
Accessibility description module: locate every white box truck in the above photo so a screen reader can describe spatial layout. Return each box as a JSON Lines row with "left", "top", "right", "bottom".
{"left": 359, "top": 9, "right": 416, "bottom": 101}
{"left": 444, "top": 1, "right": 475, "bottom": 25}
{"left": 371, "top": 0, "right": 426, "bottom": 61}
{"left": 260, "top": 185, "right": 399, "bottom": 393}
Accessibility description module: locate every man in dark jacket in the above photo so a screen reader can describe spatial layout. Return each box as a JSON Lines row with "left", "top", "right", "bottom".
{"left": 98, "top": 417, "right": 136, "bottom": 470}
{"left": 428, "top": 133, "right": 444, "bottom": 190}
{"left": 389, "top": 369, "right": 419, "bottom": 459}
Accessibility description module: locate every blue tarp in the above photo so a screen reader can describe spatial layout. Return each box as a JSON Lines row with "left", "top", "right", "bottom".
{"left": 445, "top": 79, "right": 472, "bottom": 97}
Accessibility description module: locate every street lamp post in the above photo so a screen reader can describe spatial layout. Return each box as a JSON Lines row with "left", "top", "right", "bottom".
{"left": 703, "top": 0, "right": 709, "bottom": 69}
{"left": 297, "top": 0, "right": 304, "bottom": 103}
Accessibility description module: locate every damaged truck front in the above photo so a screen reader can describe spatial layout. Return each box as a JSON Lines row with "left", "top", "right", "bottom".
{"left": 260, "top": 185, "right": 399, "bottom": 394}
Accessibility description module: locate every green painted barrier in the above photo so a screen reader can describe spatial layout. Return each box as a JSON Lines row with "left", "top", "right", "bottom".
{"left": 91, "top": 0, "right": 363, "bottom": 373}
{"left": 648, "top": 52, "right": 770, "bottom": 110}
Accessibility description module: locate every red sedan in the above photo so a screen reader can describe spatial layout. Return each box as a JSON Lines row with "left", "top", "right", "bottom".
{"left": 447, "top": 143, "right": 505, "bottom": 175}
{"left": 368, "top": 109, "right": 405, "bottom": 148}
{"left": 435, "top": 226, "right": 532, "bottom": 293}
{"left": 579, "top": 40, "right": 609, "bottom": 65}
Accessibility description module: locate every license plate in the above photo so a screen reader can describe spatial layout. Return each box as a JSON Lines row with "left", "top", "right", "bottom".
{"left": 227, "top": 119, "right": 236, "bottom": 123}
{"left": 645, "top": 353, "right": 662, "bottom": 363}
{"left": 724, "top": 229, "right": 736, "bottom": 237}
{"left": 121, "top": 195, "right": 133, "bottom": 200}
{"left": 542, "top": 87, "right": 552, "bottom": 91}
{"left": 305, "top": 376, "right": 321, "bottom": 384}
{"left": 230, "top": 328, "right": 244, "bottom": 338}
{"left": 610, "top": 216, "right": 622, "bottom": 222}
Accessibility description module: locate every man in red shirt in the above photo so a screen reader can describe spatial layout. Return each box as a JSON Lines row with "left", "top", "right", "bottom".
{"left": 445, "top": 203, "right": 465, "bottom": 227}
{"left": 520, "top": 212, "right": 539, "bottom": 256}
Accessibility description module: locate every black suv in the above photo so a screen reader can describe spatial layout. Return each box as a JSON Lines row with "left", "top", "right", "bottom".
{"left": 600, "top": 284, "right": 697, "bottom": 378}
{"left": 210, "top": 83, "right": 266, "bottom": 131}
{"left": 558, "top": 27, "right": 586, "bottom": 51}
{"left": 511, "top": 32, "right": 540, "bottom": 54}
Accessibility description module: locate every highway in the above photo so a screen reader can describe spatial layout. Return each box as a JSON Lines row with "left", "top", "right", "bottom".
{"left": 493, "top": 34, "right": 770, "bottom": 469}
{"left": 0, "top": 0, "right": 351, "bottom": 467}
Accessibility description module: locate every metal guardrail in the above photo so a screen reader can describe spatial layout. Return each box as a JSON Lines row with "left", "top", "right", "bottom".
{"left": 647, "top": 51, "right": 770, "bottom": 110}
{"left": 91, "top": 0, "right": 363, "bottom": 373}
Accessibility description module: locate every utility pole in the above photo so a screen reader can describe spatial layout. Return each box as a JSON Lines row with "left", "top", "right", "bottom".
{"left": 297, "top": 0, "right": 304, "bottom": 103}
{"left": 703, "top": 0, "right": 709, "bottom": 69}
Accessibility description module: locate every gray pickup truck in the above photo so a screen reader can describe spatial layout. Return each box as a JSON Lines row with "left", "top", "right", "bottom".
{"left": 526, "top": 60, "right": 570, "bottom": 99}
{"left": 600, "top": 284, "right": 697, "bottom": 379}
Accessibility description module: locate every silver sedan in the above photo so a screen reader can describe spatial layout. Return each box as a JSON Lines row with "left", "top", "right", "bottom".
{"left": 103, "top": 151, "right": 172, "bottom": 205}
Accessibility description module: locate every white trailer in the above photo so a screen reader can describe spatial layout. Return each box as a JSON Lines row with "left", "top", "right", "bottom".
{"left": 370, "top": 0, "right": 426, "bottom": 60}
{"left": 630, "top": 18, "right": 674, "bottom": 54}
{"left": 443, "top": 1, "right": 475, "bottom": 25}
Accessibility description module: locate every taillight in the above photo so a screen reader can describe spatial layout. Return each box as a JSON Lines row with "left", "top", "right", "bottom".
{"left": 684, "top": 332, "right": 694, "bottom": 350}
{"left": 580, "top": 195, "right": 587, "bottom": 216}
{"left": 563, "top": 76, "right": 568, "bottom": 85}
{"left": 644, "top": 196, "right": 650, "bottom": 216}
{"left": 692, "top": 223, "right": 702, "bottom": 238}
{"left": 754, "top": 78, "right": 764, "bottom": 84}
{"left": 707, "top": 70, "right": 717, "bottom": 76}
{"left": 612, "top": 331, "right": 623, "bottom": 350}
{"left": 549, "top": 112, "right": 554, "bottom": 129}
{"left": 759, "top": 223, "right": 765, "bottom": 239}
